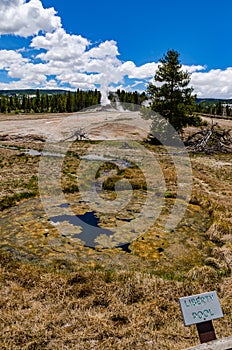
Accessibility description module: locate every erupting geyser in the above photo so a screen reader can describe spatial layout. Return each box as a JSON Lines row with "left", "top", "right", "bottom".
{"left": 100, "top": 85, "right": 111, "bottom": 106}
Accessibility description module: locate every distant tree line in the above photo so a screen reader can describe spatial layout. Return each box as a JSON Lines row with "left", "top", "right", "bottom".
{"left": 195, "top": 100, "right": 232, "bottom": 116}
{"left": 1, "top": 85, "right": 230, "bottom": 118}
{"left": 0, "top": 89, "right": 147, "bottom": 114}
{"left": 0, "top": 89, "right": 101, "bottom": 114}
{"left": 109, "top": 90, "right": 147, "bottom": 106}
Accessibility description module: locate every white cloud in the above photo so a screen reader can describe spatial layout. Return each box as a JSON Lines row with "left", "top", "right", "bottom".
{"left": 182, "top": 64, "right": 206, "bottom": 73}
{"left": 191, "top": 68, "right": 232, "bottom": 98}
{"left": 31, "top": 28, "right": 90, "bottom": 61}
{"left": 0, "top": 0, "right": 61, "bottom": 37}
{"left": 42, "top": 79, "right": 59, "bottom": 89}
{"left": 57, "top": 72, "right": 100, "bottom": 86}
{"left": 86, "top": 40, "right": 119, "bottom": 59}
{"left": 31, "top": 34, "right": 123, "bottom": 103}
{"left": 0, "top": 0, "right": 20, "bottom": 9}
{"left": 0, "top": 80, "right": 33, "bottom": 90}
{"left": 120, "top": 61, "right": 158, "bottom": 79}
{"left": 0, "top": 50, "right": 28, "bottom": 70}
{"left": 1, "top": 2, "right": 232, "bottom": 99}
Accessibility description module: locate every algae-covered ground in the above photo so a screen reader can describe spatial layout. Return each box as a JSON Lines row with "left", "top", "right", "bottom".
{"left": 0, "top": 113, "right": 231, "bottom": 349}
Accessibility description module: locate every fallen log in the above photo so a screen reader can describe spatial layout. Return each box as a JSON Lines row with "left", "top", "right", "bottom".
{"left": 185, "top": 123, "right": 232, "bottom": 153}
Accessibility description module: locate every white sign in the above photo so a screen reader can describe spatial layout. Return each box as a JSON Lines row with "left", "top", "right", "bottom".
{"left": 179, "top": 291, "right": 223, "bottom": 326}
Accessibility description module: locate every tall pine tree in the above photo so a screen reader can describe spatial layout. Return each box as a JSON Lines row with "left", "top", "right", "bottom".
{"left": 147, "top": 49, "right": 196, "bottom": 131}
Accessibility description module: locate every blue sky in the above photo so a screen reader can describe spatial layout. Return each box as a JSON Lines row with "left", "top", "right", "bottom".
{"left": 43, "top": 0, "right": 232, "bottom": 69}
{"left": 0, "top": 0, "right": 232, "bottom": 99}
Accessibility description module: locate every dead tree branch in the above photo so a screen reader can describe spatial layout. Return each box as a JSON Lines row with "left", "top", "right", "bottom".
{"left": 185, "top": 123, "right": 232, "bottom": 153}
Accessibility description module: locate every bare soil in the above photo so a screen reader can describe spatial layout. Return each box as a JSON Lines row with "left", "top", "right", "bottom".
{"left": 0, "top": 110, "right": 151, "bottom": 141}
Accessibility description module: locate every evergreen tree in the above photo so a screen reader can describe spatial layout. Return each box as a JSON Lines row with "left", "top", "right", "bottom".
{"left": 50, "top": 94, "right": 58, "bottom": 113}
{"left": 26, "top": 96, "right": 32, "bottom": 113}
{"left": 215, "top": 101, "right": 223, "bottom": 115}
{"left": 57, "top": 94, "right": 66, "bottom": 112}
{"left": 9, "top": 96, "right": 15, "bottom": 111}
{"left": 21, "top": 95, "right": 27, "bottom": 112}
{"left": 147, "top": 49, "right": 196, "bottom": 131}
{"left": 14, "top": 95, "right": 20, "bottom": 111}
{"left": 40, "top": 94, "right": 46, "bottom": 112}
{"left": 46, "top": 94, "right": 50, "bottom": 112}
{"left": 226, "top": 104, "right": 231, "bottom": 116}
{"left": 66, "top": 91, "right": 73, "bottom": 112}
{"left": 34, "top": 90, "right": 41, "bottom": 113}
{"left": 0, "top": 96, "right": 7, "bottom": 113}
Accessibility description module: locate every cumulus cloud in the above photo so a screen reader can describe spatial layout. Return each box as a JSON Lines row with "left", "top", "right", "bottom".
{"left": 31, "top": 28, "right": 90, "bottom": 61}
{"left": 86, "top": 41, "right": 119, "bottom": 59}
{"left": 191, "top": 68, "right": 232, "bottom": 98}
{"left": 0, "top": 50, "right": 28, "bottom": 70}
{"left": 120, "top": 61, "right": 158, "bottom": 79}
{"left": 182, "top": 64, "right": 206, "bottom": 73}
{"left": 31, "top": 34, "right": 123, "bottom": 103}
{"left": 0, "top": 0, "right": 20, "bottom": 9}
{"left": 0, "top": 0, "right": 61, "bottom": 37}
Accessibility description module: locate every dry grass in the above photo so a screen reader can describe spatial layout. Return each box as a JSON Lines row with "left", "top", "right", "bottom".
{"left": 0, "top": 252, "right": 231, "bottom": 350}
{"left": 0, "top": 133, "right": 232, "bottom": 349}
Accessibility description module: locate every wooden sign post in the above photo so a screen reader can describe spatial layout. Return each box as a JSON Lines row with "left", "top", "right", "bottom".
{"left": 179, "top": 291, "right": 224, "bottom": 344}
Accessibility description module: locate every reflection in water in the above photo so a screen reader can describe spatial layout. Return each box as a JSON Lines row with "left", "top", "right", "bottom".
{"left": 50, "top": 211, "right": 131, "bottom": 252}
